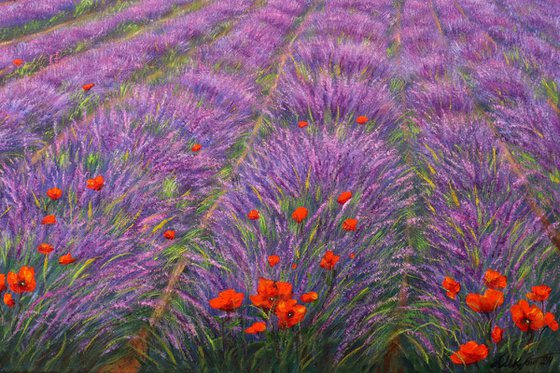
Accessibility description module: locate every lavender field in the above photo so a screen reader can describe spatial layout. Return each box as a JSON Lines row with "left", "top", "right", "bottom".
{"left": 0, "top": 0, "right": 559, "bottom": 371}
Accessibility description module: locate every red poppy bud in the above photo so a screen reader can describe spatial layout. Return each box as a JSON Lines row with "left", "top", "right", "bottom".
{"left": 300, "top": 292, "right": 318, "bottom": 303}
{"left": 491, "top": 326, "right": 503, "bottom": 343}
{"left": 267, "top": 255, "right": 280, "bottom": 267}
{"left": 42, "top": 215, "right": 56, "bottom": 225}
{"left": 356, "top": 115, "right": 368, "bottom": 125}
{"left": 3, "top": 293, "right": 15, "bottom": 308}
{"left": 245, "top": 321, "right": 266, "bottom": 334}
{"left": 59, "top": 253, "right": 76, "bottom": 265}
{"left": 342, "top": 218, "right": 358, "bottom": 231}
{"left": 337, "top": 191, "right": 352, "bottom": 205}
{"left": 163, "top": 230, "right": 175, "bottom": 240}
{"left": 292, "top": 207, "right": 308, "bottom": 223}
{"left": 46, "top": 187, "right": 62, "bottom": 200}
{"left": 247, "top": 210, "right": 260, "bottom": 220}
{"left": 86, "top": 175, "right": 104, "bottom": 191}
{"left": 38, "top": 243, "right": 54, "bottom": 255}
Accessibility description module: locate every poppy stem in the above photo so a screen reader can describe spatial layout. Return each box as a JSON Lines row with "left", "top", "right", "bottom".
{"left": 456, "top": 293, "right": 466, "bottom": 330}
{"left": 316, "top": 270, "right": 334, "bottom": 320}
{"left": 527, "top": 330, "right": 534, "bottom": 346}
{"left": 537, "top": 328, "right": 544, "bottom": 341}
{"left": 296, "top": 326, "right": 303, "bottom": 369}
{"left": 475, "top": 361, "right": 482, "bottom": 373}
{"left": 482, "top": 313, "right": 492, "bottom": 350}
{"left": 274, "top": 329, "right": 281, "bottom": 362}
{"left": 240, "top": 311, "right": 247, "bottom": 357}
{"left": 220, "top": 316, "right": 225, "bottom": 361}
{"left": 43, "top": 255, "right": 48, "bottom": 284}
{"left": 15, "top": 293, "right": 22, "bottom": 316}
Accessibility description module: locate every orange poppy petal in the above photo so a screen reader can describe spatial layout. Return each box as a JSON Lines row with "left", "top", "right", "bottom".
{"left": 3, "top": 293, "right": 15, "bottom": 307}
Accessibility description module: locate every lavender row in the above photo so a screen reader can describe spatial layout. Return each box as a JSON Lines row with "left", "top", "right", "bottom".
{"left": 0, "top": 0, "right": 311, "bottom": 368}
{"left": 414, "top": 113, "right": 553, "bottom": 367}
{"left": 0, "top": 0, "right": 193, "bottom": 78}
{"left": 195, "top": 1, "right": 308, "bottom": 74}
{"left": 0, "top": 0, "right": 119, "bottom": 38}
{"left": 379, "top": 0, "right": 461, "bottom": 366}
{"left": 491, "top": 0, "right": 560, "bottom": 47}
{"left": 397, "top": 0, "right": 560, "bottom": 368}
{"left": 451, "top": 0, "right": 560, "bottom": 224}
{"left": 258, "top": 0, "right": 411, "bottom": 363}
{"left": 456, "top": 0, "right": 560, "bottom": 81}
{"left": 162, "top": 0, "right": 416, "bottom": 368}
{"left": 197, "top": 128, "right": 410, "bottom": 366}
{"left": 0, "top": 81, "right": 255, "bottom": 369}
{"left": 429, "top": 0, "right": 560, "bottom": 228}
{"left": 142, "top": 0, "right": 320, "bottom": 363}
{"left": 272, "top": 0, "right": 399, "bottom": 137}
{"left": 0, "top": 0, "right": 252, "bottom": 166}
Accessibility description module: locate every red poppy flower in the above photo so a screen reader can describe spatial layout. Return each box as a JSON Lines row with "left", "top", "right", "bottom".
{"left": 545, "top": 313, "right": 558, "bottom": 331}
{"left": 247, "top": 209, "right": 260, "bottom": 220}
{"left": 337, "top": 191, "right": 352, "bottom": 205}
{"left": 38, "top": 243, "right": 54, "bottom": 255}
{"left": 4, "top": 293, "right": 15, "bottom": 308}
{"left": 450, "top": 341, "right": 488, "bottom": 365}
{"left": 59, "top": 253, "right": 76, "bottom": 265}
{"left": 267, "top": 255, "right": 280, "bottom": 268}
{"left": 300, "top": 291, "right": 318, "bottom": 303}
{"left": 12, "top": 59, "right": 24, "bottom": 67}
{"left": 466, "top": 289, "right": 504, "bottom": 313}
{"left": 292, "top": 207, "right": 308, "bottom": 223}
{"left": 491, "top": 326, "right": 503, "bottom": 344}
{"left": 163, "top": 230, "right": 175, "bottom": 240}
{"left": 245, "top": 321, "right": 266, "bottom": 334}
{"left": 86, "top": 175, "right": 104, "bottom": 191}
{"left": 7, "top": 266, "right": 36, "bottom": 293}
{"left": 442, "top": 276, "right": 461, "bottom": 299}
{"left": 0, "top": 274, "right": 5, "bottom": 293}
{"left": 511, "top": 300, "right": 546, "bottom": 332}
{"left": 209, "top": 289, "right": 244, "bottom": 312}
{"left": 42, "top": 215, "right": 56, "bottom": 225}
{"left": 250, "top": 278, "right": 292, "bottom": 310}
{"left": 349, "top": 253, "right": 355, "bottom": 259}
{"left": 291, "top": 263, "right": 297, "bottom": 270}
{"left": 320, "top": 250, "right": 340, "bottom": 270}
{"left": 191, "top": 143, "right": 202, "bottom": 152}
{"left": 298, "top": 121, "right": 309, "bottom": 128}
{"left": 276, "top": 299, "right": 306, "bottom": 328}
{"left": 342, "top": 218, "right": 358, "bottom": 231}
{"left": 356, "top": 115, "right": 368, "bottom": 125}
{"left": 82, "top": 83, "right": 95, "bottom": 91}
{"left": 483, "top": 269, "right": 507, "bottom": 290}
{"left": 46, "top": 187, "right": 62, "bottom": 201}
{"left": 527, "top": 285, "right": 552, "bottom": 302}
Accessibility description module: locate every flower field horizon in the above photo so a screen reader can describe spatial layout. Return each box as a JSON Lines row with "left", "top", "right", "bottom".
{"left": 0, "top": 0, "right": 559, "bottom": 372}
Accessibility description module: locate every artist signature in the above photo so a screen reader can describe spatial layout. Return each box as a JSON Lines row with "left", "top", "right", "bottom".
{"left": 490, "top": 353, "right": 559, "bottom": 371}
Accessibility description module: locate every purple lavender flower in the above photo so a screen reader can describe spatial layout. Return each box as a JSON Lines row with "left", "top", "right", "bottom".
{"left": 0, "top": 0, "right": 194, "bottom": 75}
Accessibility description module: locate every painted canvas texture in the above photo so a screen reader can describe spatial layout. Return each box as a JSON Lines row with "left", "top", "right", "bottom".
{"left": 0, "top": 0, "right": 559, "bottom": 372}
